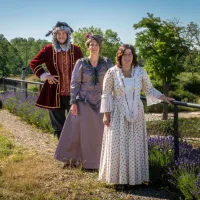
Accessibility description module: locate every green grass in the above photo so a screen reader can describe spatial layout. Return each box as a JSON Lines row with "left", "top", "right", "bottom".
{"left": 0, "top": 135, "right": 15, "bottom": 158}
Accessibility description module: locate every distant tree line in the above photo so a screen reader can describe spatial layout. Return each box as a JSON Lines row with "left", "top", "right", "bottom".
{"left": 0, "top": 27, "right": 122, "bottom": 77}
{"left": 0, "top": 36, "right": 50, "bottom": 76}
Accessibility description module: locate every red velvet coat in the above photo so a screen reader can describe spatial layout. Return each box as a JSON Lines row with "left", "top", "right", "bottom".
{"left": 30, "top": 44, "right": 83, "bottom": 109}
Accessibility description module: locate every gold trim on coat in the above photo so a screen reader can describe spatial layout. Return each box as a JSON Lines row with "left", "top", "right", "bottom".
{"left": 35, "top": 103, "right": 60, "bottom": 109}
{"left": 52, "top": 45, "right": 60, "bottom": 108}
{"left": 33, "top": 65, "right": 42, "bottom": 74}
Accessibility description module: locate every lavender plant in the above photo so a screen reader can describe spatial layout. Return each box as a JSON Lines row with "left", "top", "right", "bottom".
{"left": 148, "top": 136, "right": 174, "bottom": 186}
{"left": 0, "top": 90, "right": 53, "bottom": 133}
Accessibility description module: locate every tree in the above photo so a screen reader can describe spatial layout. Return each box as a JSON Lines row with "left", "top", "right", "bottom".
{"left": 10, "top": 37, "right": 49, "bottom": 74}
{"left": 133, "top": 13, "right": 189, "bottom": 119}
{"left": 0, "top": 34, "right": 9, "bottom": 76}
{"left": 73, "top": 26, "right": 122, "bottom": 63}
{"left": 183, "top": 48, "right": 200, "bottom": 75}
{"left": 6, "top": 45, "right": 23, "bottom": 75}
{"left": 102, "top": 29, "right": 122, "bottom": 63}
{"left": 183, "top": 22, "right": 200, "bottom": 48}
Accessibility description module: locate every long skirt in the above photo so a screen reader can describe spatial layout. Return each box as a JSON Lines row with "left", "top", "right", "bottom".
{"left": 99, "top": 105, "right": 149, "bottom": 185}
{"left": 55, "top": 101, "right": 104, "bottom": 169}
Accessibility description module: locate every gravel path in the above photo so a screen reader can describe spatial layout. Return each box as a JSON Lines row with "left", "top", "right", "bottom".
{"left": 0, "top": 109, "right": 175, "bottom": 200}
{"left": 0, "top": 109, "right": 56, "bottom": 156}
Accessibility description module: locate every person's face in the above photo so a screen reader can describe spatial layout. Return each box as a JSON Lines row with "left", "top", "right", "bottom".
{"left": 56, "top": 30, "right": 68, "bottom": 44}
{"left": 88, "top": 40, "right": 100, "bottom": 55}
{"left": 121, "top": 49, "right": 133, "bottom": 66}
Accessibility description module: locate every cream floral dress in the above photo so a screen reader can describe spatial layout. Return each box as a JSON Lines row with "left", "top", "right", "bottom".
{"left": 99, "top": 65, "right": 162, "bottom": 185}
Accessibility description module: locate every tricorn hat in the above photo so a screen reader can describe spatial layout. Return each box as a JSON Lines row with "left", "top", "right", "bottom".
{"left": 45, "top": 21, "right": 74, "bottom": 37}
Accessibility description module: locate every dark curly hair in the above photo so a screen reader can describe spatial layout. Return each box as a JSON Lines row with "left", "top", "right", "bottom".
{"left": 116, "top": 44, "right": 138, "bottom": 68}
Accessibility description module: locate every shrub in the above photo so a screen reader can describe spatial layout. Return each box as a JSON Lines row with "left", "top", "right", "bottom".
{"left": 28, "top": 86, "right": 40, "bottom": 93}
{"left": 182, "top": 76, "right": 200, "bottom": 95}
{"left": 169, "top": 90, "right": 198, "bottom": 103}
{"left": 1, "top": 91, "right": 53, "bottom": 133}
{"left": 168, "top": 141, "right": 200, "bottom": 200}
{"left": 146, "top": 118, "right": 200, "bottom": 138}
{"left": 143, "top": 99, "right": 198, "bottom": 114}
{"left": 149, "top": 136, "right": 200, "bottom": 199}
{"left": 152, "top": 80, "right": 163, "bottom": 93}
{"left": 148, "top": 136, "right": 174, "bottom": 186}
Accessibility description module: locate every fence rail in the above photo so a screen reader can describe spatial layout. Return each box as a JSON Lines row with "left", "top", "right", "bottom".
{"left": 0, "top": 77, "right": 43, "bottom": 98}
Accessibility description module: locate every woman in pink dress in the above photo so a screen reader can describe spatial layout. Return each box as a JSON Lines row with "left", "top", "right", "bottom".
{"left": 55, "top": 33, "right": 113, "bottom": 169}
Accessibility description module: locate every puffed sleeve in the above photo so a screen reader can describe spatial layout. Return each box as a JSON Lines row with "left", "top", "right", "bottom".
{"left": 142, "top": 68, "right": 162, "bottom": 106}
{"left": 100, "top": 68, "right": 114, "bottom": 113}
{"left": 70, "top": 59, "right": 83, "bottom": 104}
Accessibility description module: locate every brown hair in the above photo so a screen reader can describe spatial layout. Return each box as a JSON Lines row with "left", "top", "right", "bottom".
{"left": 85, "top": 34, "right": 103, "bottom": 49}
{"left": 115, "top": 44, "right": 138, "bottom": 68}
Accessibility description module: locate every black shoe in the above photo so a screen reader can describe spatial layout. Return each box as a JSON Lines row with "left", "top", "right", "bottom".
{"left": 54, "top": 131, "right": 61, "bottom": 140}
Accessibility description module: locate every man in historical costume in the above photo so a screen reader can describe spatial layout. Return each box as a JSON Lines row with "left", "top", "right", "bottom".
{"left": 30, "top": 21, "right": 83, "bottom": 139}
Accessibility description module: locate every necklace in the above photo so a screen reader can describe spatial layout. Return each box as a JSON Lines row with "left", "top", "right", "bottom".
{"left": 116, "top": 66, "right": 141, "bottom": 122}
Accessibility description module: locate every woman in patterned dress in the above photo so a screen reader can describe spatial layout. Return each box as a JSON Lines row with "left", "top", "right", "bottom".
{"left": 99, "top": 44, "right": 174, "bottom": 185}
{"left": 55, "top": 33, "right": 112, "bottom": 169}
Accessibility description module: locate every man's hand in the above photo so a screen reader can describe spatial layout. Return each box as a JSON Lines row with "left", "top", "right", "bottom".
{"left": 44, "top": 75, "right": 58, "bottom": 84}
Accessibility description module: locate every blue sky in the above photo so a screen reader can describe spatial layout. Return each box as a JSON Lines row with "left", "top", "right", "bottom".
{"left": 1, "top": 0, "right": 200, "bottom": 44}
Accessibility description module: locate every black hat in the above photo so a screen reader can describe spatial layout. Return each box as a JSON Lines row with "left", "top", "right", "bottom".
{"left": 85, "top": 32, "right": 104, "bottom": 47}
{"left": 45, "top": 21, "right": 74, "bottom": 37}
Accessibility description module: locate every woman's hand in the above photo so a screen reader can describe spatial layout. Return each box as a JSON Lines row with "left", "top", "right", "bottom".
{"left": 44, "top": 75, "right": 58, "bottom": 84}
{"left": 159, "top": 95, "right": 175, "bottom": 104}
{"left": 71, "top": 104, "right": 78, "bottom": 116}
{"left": 103, "top": 112, "right": 110, "bottom": 127}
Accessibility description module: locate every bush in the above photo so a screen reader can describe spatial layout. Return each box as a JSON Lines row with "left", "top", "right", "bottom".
{"left": 151, "top": 80, "right": 180, "bottom": 93}
{"left": 182, "top": 75, "right": 200, "bottom": 95}
{"left": 169, "top": 90, "right": 198, "bottom": 103}
{"left": 152, "top": 80, "right": 163, "bottom": 93}
{"left": 143, "top": 100, "right": 198, "bottom": 114}
{"left": 148, "top": 136, "right": 174, "bottom": 186}
{"left": 1, "top": 92, "right": 53, "bottom": 133}
{"left": 149, "top": 136, "right": 200, "bottom": 199}
{"left": 28, "top": 86, "right": 40, "bottom": 93}
{"left": 168, "top": 141, "right": 200, "bottom": 200}
{"left": 146, "top": 118, "right": 200, "bottom": 138}
{"left": 170, "top": 81, "right": 180, "bottom": 91}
